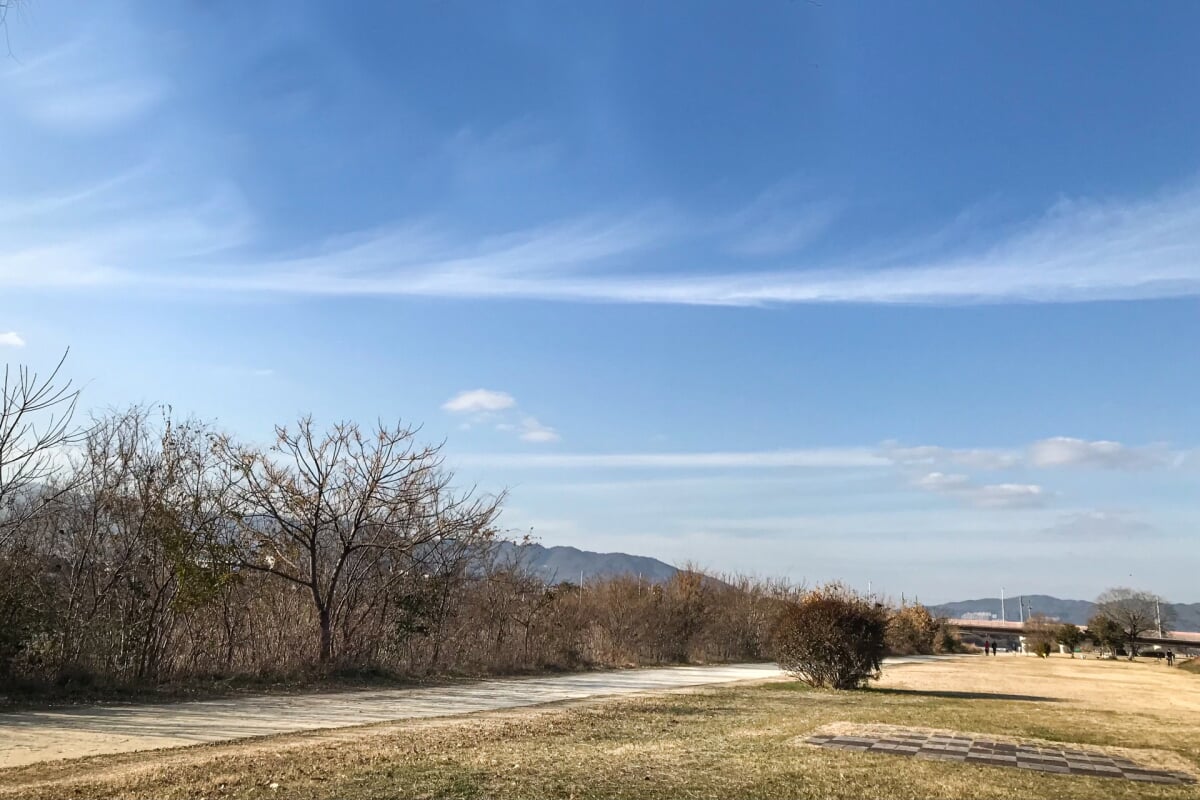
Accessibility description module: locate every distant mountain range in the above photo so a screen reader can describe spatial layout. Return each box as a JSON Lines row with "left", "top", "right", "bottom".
{"left": 492, "top": 542, "right": 679, "bottom": 585}
{"left": 488, "top": 544, "right": 1200, "bottom": 632}
{"left": 929, "top": 594, "right": 1200, "bottom": 631}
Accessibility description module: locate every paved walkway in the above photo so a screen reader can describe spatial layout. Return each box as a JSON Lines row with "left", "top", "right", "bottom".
{"left": 1, "top": 663, "right": 774, "bottom": 768}
{"left": 0, "top": 657, "right": 944, "bottom": 768}
{"left": 807, "top": 726, "right": 1195, "bottom": 785}
{"left": 0, "top": 657, "right": 949, "bottom": 768}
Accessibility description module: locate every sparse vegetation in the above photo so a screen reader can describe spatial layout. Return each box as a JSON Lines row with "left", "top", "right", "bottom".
{"left": 0, "top": 355, "right": 811, "bottom": 698}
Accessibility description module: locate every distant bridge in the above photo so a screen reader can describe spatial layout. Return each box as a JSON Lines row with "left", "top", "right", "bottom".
{"left": 947, "top": 618, "right": 1200, "bottom": 650}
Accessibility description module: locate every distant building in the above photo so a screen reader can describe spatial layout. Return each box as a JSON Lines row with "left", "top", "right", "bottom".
{"left": 960, "top": 611, "right": 998, "bottom": 620}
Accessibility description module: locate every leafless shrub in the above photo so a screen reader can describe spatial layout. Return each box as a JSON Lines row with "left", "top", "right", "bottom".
{"left": 772, "top": 583, "right": 888, "bottom": 689}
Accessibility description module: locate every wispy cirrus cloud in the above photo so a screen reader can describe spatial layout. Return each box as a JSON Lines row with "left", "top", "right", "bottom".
{"left": 2, "top": 40, "right": 167, "bottom": 132}
{"left": 454, "top": 448, "right": 889, "bottom": 470}
{"left": 0, "top": 168, "right": 252, "bottom": 292}
{"left": 880, "top": 442, "right": 1021, "bottom": 471}
{"left": 460, "top": 435, "right": 1195, "bottom": 474}
{"left": 8, "top": 165, "right": 1200, "bottom": 306}
{"left": 722, "top": 180, "right": 841, "bottom": 257}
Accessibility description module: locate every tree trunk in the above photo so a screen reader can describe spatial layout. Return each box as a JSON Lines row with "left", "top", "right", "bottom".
{"left": 318, "top": 606, "right": 334, "bottom": 663}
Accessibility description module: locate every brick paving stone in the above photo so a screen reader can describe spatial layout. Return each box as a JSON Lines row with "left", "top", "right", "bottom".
{"left": 804, "top": 727, "right": 1194, "bottom": 785}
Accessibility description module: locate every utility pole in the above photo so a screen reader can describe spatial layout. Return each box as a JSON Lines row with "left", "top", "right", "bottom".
{"left": 1156, "top": 598, "right": 1163, "bottom": 637}
{"left": 1019, "top": 595, "right": 1025, "bottom": 624}
{"left": 1001, "top": 587, "right": 1006, "bottom": 622}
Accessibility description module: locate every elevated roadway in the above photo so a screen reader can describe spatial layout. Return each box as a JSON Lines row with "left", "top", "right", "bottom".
{"left": 947, "top": 618, "right": 1200, "bottom": 649}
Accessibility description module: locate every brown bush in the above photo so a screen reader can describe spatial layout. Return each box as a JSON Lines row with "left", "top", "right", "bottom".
{"left": 885, "top": 603, "right": 939, "bottom": 655}
{"left": 771, "top": 583, "right": 888, "bottom": 689}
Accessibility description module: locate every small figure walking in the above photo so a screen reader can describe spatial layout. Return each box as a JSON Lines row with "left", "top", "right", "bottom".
{"left": 983, "top": 637, "right": 991, "bottom": 655}
{"left": 1166, "top": 650, "right": 1175, "bottom": 666}
{"left": 991, "top": 641, "right": 998, "bottom": 656}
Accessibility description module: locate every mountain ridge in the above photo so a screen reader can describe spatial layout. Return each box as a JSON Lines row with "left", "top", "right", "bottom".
{"left": 929, "top": 594, "right": 1200, "bottom": 630}
{"left": 492, "top": 541, "right": 679, "bottom": 584}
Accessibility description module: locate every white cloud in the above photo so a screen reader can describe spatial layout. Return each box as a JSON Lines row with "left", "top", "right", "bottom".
{"left": 0, "top": 331, "right": 26, "bottom": 348}
{"left": 1027, "top": 437, "right": 1169, "bottom": 470}
{"left": 442, "top": 389, "right": 517, "bottom": 414}
{"left": 518, "top": 417, "right": 560, "bottom": 444}
{"left": 914, "top": 471, "right": 973, "bottom": 491}
{"left": 973, "top": 483, "right": 1048, "bottom": 509}
{"left": 913, "top": 471, "right": 1048, "bottom": 510}
{"left": 454, "top": 448, "right": 890, "bottom": 470}
{"left": 444, "top": 390, "right": 560, "bottom": 444}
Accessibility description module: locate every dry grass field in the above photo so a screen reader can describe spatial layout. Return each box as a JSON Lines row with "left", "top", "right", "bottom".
{"left": 1, "top": 656, "right": 1196, "bottom": 800}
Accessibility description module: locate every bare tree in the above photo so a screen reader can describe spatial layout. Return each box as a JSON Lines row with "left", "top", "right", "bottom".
{"left": 1024, "top": 613, "right": 1058, "bottom": 658}
{"left": 38, "top": 407, "right": 233, "bottom": 680}
{"left": 214, "top": 416, "right": 501, "bottom": 664}
{"left": 0, "top": 1, "right": 20, "bottom": 55}
{"left": 0, "top": 351, "right": 81, "bottom": 548}
{"left": 1095, "top": 587, "right": 1173, "bottom": 660}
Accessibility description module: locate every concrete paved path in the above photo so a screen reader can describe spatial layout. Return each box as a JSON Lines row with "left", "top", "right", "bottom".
{"left": 0, "top": 657, "right": 944, "bottom": 768}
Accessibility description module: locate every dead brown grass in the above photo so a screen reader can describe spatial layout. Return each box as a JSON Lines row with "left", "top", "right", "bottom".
{"left": 2, "top": 656, "right": 1198, "bottom": 800}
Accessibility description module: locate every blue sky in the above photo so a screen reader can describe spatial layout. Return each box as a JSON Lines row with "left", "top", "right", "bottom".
{"left": 2, "top": 1, "right": 1199, "bottom": 603}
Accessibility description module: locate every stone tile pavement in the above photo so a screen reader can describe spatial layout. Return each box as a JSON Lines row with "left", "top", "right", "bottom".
{"left": 806, "top": 728, "right": 1195, "bottom": 785}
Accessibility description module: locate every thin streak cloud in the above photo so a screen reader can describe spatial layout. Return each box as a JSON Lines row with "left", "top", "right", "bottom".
{"left": 7, "top": 177, "right": 1200, "bottom": 307}
{"left": 453, "top": 449, "right": 891, "bottom": 470}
